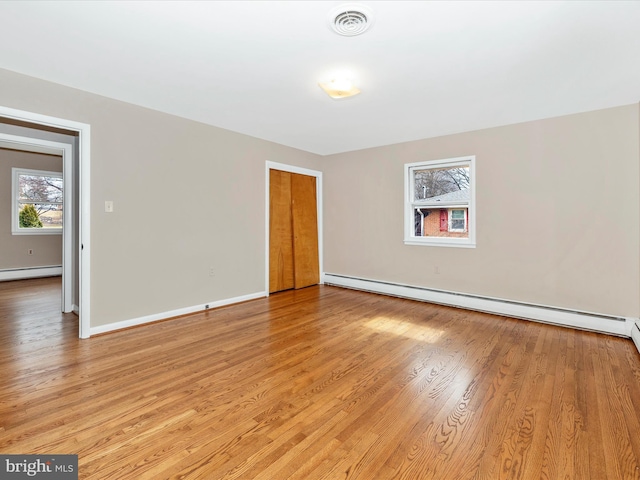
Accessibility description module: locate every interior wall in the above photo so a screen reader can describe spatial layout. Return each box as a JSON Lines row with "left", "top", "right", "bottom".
{"left": 0, "top": 148, "right": 63, "bottom": 269}
{"left": 3, "top": 66, "right": 636, "bottom": 327}
{"left": 323, "top": 104, "right": 640, "bottom": 319}
{"left": 0, "top": 68, "right": 322, "bottom": 328}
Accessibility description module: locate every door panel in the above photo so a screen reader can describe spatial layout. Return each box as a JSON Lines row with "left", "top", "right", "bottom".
{"left": 269, "top": 169, "right": 319, "bottom": 293}
{"left": 291, "top": 173, "right": 319, "bottom": 289}
{"left": 269, "top": 170, "right": 294, "bottom": 293}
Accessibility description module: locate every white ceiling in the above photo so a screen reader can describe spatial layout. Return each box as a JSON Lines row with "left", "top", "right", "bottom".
{"left": 1, "top": 1, "right": 639, "bottom": 155}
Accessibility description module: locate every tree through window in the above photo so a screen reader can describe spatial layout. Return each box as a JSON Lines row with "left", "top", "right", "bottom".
{"left": 12, "top": 168, "right": 63, "bottom": 234}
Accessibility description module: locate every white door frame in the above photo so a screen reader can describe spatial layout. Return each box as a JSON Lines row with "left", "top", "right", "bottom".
{"left": 0, "top": 105, "right": 91, "bottom": 339}
{"left": 265, "top": 161, "right": 323, "bottom": 294}
{"left": 0, "top": 133, "right": 73, "bottom": 312}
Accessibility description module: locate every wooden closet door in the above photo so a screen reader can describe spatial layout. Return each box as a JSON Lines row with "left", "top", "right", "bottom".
{"left": 269, "top": 170, "right": 294, "bottom": 293}
{"left": 291, "top": 173, "right": 319, "bottom": 289}
{"left": 269, "top": 169, "right": 319, "bottom": 293}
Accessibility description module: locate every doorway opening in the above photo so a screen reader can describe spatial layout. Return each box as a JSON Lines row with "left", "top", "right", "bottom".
{"left": 0, "top": 106, "right": 91, "bottom": 338}
{"left": 1, "top": 137, "right": 72, "bottom": 311}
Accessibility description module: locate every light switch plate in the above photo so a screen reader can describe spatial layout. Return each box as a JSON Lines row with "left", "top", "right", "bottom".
{"left": 105, "top": 201, "right": 114, "bottom": 213}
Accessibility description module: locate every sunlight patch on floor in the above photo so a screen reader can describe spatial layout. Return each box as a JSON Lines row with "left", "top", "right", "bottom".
{"left": 363, "top": 316, "right": 444, "bottom": 343}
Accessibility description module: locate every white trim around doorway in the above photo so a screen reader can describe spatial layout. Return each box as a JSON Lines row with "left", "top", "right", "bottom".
{"left": 0, "top": 105, "right": 91, "bottom": 339}
{"left": 265, "top": 161, "right": 324, "bottom": 295}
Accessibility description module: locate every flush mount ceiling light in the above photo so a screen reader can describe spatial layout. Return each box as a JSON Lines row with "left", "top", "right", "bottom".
{"left": 318, "top": 77, "right": 361, "bottom": 99}
{"left": 328, "top": 4, "right": 374, "bottom": 37}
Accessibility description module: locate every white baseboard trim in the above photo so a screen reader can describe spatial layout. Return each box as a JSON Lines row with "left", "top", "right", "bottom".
{"left": 324, "top": 273, "right": 635, "bottom": 337}
{"left": 72, "top": 304, "right": 79, "bottom": 315}
{"left": 0, "top": 266, "right": 62, "bottom": 281}
{"left": 90, "top": 290, "right": 267, "bottom": 336}
{"left": 631, "top": 321, "right": 640, "bottom": 354}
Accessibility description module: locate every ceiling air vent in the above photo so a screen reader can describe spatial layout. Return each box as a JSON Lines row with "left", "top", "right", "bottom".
{"left": 329, "top": 4, "right": 373, "bottom": 37}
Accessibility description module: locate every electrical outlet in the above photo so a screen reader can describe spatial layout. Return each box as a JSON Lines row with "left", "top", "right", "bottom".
{"left": 209, "top": 268, "right": 215, "bottom": 277}
{"left": 434, "top": 266, "right": 440, "bottom": 274}
{"left": 28, "top": 249, "right": 33, "bottom": 255}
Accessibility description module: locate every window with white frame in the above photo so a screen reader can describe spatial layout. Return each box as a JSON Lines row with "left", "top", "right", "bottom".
{"left": 404, "top": 156, "right": 475, "bottom": 247}
{"left": 12, "top": 167, "right": 63, "bottom": 235}
{"left": 449, "top": 208, "right": 467, "bottom": 232}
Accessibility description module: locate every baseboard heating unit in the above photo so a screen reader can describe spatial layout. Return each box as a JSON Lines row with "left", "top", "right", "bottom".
{"left": 323, "top": 273, "right": 635, "bottom": 338}
{"left": 632, "top": 320, "right": 640, "bottom": 355}
{"left": 0, "top": 266, "right": 62, "bottom": 282}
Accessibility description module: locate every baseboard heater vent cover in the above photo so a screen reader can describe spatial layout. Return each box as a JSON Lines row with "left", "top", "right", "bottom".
{"left": 631, "top": 321, "right": 640, "bottom": 355}
{"left": 323, "top": 273, "right": 630, "bottom": 337}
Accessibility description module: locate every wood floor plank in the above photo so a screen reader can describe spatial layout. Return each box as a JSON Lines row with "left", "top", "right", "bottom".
{"left": 1, "top": 277, "right": 639, "bottom": 479}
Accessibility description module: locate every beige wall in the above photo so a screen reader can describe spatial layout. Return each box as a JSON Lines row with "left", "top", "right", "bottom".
{"left": 2, "top": 66, "right": 638, "bottom": 327}
{"left": 323, "top": 104, "right": 640, "bottom": 318}
{"left": 0, "top": 149, "right": 63, "bottom": 269}
{"left": 0, "top": 68, "right": 321, "bottom": 328}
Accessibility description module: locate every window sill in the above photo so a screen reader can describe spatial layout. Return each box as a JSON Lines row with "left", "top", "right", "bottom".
{"left": 12, "top": 229, "right": 62, "bottom": 236}
{"left": 404, "top": 238, "right": 476, "bottom": 248}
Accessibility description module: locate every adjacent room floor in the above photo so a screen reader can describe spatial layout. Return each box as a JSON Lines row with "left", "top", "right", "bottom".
{"left": 1, "top": 277, "right": 639, "bottom": 479}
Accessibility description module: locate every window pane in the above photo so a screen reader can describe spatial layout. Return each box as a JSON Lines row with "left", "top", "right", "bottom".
{"left": 450, "top": 209, "right": 465, "bottom": 231}
{"left": 410, "top": 206, "right": 469, "bottom": 237}
{"left": 12, "top": 168, "right": 63, "bottom": 234}
{"left": 19, "top": 174, "right": 63, "bottom": 203}
{"left": 405, "top": 156, "right": 475, "bottom": 247}
{"left": 19, "top": 203, "right": 63, "bottom": 229}
{"left": 413, "top": 166, "right": 470, "bottom": 201}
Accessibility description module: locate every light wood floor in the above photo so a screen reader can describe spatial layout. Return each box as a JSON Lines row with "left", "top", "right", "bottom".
{"left": 1, "top": 277, "right": 640, "bottom": 479}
